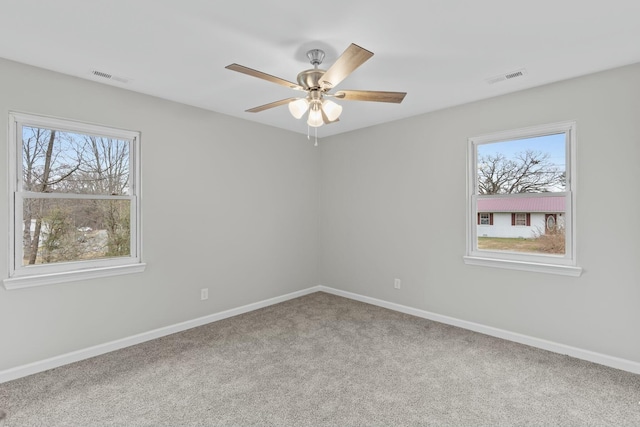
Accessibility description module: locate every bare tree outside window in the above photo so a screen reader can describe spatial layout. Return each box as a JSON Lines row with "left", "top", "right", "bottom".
{"left": 477, "top": 132, "right": 566, "bottom": 196}
{"left": 477, "top": 149, "right": 565, "bottom": 195}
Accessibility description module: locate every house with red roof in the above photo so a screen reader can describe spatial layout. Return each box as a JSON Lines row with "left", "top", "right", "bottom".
{"left": 477, "top": 196, "right": 565, "bottom": 239}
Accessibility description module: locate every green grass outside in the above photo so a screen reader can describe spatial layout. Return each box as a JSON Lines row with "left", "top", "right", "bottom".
{"left": 478, "top": 236, "right": 555, "bottom": 253}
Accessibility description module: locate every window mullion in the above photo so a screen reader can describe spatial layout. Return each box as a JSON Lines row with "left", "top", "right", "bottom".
{"left": 19, "top": 192, "right": 133, "bottom": 201}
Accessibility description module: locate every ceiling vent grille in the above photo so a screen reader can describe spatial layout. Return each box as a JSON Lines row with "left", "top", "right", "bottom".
{"left": 90, "top": 70, "right": 129, "bottom": 84}
{"left": 485, "top": 68, "right": 527, "bottom": 85}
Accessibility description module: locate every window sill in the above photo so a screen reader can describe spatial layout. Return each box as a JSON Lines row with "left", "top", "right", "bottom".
{"left": 463, "top": 256, "right": 582, "bottom": 277}
{"left": 3, "top": 263, "right": 147, "bottom": 290}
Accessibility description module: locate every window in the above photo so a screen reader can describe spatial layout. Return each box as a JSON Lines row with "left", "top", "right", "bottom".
{"left": 512, "top": 213, "right": 530, "bottom": 226}
{"left": 464, "top": 121, "right": 581, "bottom": 276}
{"left": 4, "top": 112, "right": 145, "bottom": 289}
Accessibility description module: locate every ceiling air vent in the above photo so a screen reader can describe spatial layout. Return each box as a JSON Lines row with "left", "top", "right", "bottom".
{"left": 90, "top": 70, "right": 129, "bottom": 84}
{"left": 485, "top": 68, "right": 527, "bottom": 85}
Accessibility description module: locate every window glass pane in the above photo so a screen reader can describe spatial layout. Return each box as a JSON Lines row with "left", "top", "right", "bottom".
{"left": 475, "top": 196, "right": 565, "bottom": 255}
{"left": 477, "top": 133, "right": 565, "bottom": 194}
{"left": 22, "top": 198, "right": 131, "bottom": 266}
{"left": 475, "top": 132, "right": 566, "bottom": 256}
{"left": 22, "top": 126, "right": 130, "bottom": 195}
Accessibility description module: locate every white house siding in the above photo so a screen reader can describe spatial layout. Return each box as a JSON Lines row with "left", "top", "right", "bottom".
{"left": 478, "top": 213, "right": 564, "bottom": 238}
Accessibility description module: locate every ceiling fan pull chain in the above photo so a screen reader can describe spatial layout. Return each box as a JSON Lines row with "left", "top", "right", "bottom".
{"left": 315, "top": 127, "right": 318, "bottom": 146}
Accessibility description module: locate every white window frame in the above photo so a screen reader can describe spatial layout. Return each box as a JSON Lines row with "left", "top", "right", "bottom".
{"left": 464, "top": 121, "right": 582, "bottom": 277}
{"left": 4, "top": 112, "right": 145, "bottom": 290}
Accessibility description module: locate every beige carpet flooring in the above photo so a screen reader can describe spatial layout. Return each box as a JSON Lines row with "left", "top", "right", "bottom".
{"left": 1, "top": 291, "right": 639, "bottom": 426}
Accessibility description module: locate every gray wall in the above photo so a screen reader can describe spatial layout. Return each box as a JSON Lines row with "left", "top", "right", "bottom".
{"left": 319, "top": 63, "right": 640, "bottom": 364}
{"left": 2, "top": 56, "right": 639, "bottom": 373}
{"left": 0, "top": 58, "right": 319, "bottom": 371}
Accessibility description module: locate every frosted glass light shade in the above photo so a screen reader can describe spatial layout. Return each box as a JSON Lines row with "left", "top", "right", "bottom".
{"left": 307, "top": 106, "right": 324, "bottom": 127}
{"left": 288, "top": 98, "right": 309, "bottom": 119}
{"left": 322, "top": 99, "right": 342, "bottom": 122}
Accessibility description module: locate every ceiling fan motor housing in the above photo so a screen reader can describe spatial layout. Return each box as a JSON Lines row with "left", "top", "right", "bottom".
{"left": 296, "top": 69, "right": 327, "bottom": 90}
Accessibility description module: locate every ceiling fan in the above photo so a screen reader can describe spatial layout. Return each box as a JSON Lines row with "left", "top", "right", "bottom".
{"left": 225, "top": 43, "right": 407, "bottom": 128}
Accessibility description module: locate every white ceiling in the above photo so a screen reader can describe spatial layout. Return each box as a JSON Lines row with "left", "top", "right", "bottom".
{"left": 1, "top": 0, "right": 639, "bottom": 138}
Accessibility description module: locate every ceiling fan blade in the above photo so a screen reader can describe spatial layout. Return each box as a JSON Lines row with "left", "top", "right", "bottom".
{"left": 226, "top": 64, "right": 304, "bottom": 91}
{"left": 334, "top": 90, "right": 406, "bottom": 103}
{"left": 319, "top": 44, "right": 374, "bottom": 90}
{"left": 245, "top": 98, "right": 299, "bottom": 113}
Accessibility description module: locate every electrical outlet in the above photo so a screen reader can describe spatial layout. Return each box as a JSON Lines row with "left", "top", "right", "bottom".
{"left": 394, "top": 278, "right": 401, "bottom": 289}
{"left": 200, "top": 288, "right": 209, "bottom": 300}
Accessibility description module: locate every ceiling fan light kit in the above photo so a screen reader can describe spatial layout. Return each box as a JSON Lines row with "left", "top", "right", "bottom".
{"left": 225, "top": 43, "right": 407, "bottom": 131}
{"left": 321, "top": 99, "right": 342, "bottom": 122}
{"left": 288, "top": 98, "right": 309, "bottom": 119}
{"left": 307, "top": 103, "right": 324, "bottom": 127}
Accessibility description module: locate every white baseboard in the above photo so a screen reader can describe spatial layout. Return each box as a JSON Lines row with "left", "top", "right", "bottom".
{"left": 3, "top": 284, "right": 638, "bottom": 383}
{"left": 318, "top": 285, "right": 640, "bottom": 375}
{"left": 0, "top": 286, "right": 322, "bottom": 384}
